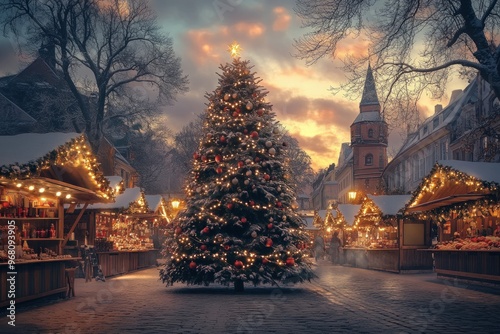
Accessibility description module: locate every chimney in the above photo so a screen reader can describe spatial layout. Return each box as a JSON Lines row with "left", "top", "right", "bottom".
{"left": 434, "top": 104, "right": 443, "bottom": 114}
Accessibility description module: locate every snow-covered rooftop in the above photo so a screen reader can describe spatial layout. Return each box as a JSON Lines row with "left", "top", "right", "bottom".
{"left": 302, "top": 216, "right": 318, "bottom": 230}
{"left": 105, "top": 176, "right": 123, "bottom": 189}
{"left": 145, "top": 194, "right": 163, "bottom": 212}
{"left": 0, "top": 132, "right": 81, "bottom": 165}
{"left": 437, "top": 160, "right": 500, "bottom": 184}
{"left": 87, "top": 187, "right": 142, "bottom": 210}
{"left": 367, "top": 194, "right": 412, "bottom": 215}
{"left": 337, "top": 204, "right": 361, "bottom": 226}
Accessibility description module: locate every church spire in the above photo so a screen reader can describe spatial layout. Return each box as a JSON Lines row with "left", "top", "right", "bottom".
{"left": 359, "top": 63, "right": 380, "bottom": 108}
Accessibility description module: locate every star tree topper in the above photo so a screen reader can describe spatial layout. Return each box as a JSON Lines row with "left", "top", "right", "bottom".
{"left": 228, "top": 42, "right": 242, "bottom": 58}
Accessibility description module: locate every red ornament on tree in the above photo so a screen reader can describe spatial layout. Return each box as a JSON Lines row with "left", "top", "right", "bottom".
{"left": 267, "top": 223, "right": 273, "bottom": 229}
{"left": 174, "top": 226, "right": 182, "bottom": 235}
{"left": 233, "top": 111, "right": 239, "bottom": 117}
{"left": 227, "top": 203, "right": 234, "bottom": 210}
{"left": 202, "top": 226, "right": 210, "bottom": 234}
{"left": 237, "top": 161, "right": 245, "bottom": 168}
{"left": 216, "top": 167, "right": 223, "bottom": 174}
{"left": 223, "top": 106, "right": 229, "bottom": 112}
{"left": 193, "top": 152, "right": 200, "bottom": 160}
{"left": 276, "top": 201, "right": 282, "bottom": 208}
{"left": 200, "top": 244, "right": 207, "bottom": 251}
{"left": 250, "top": 131, "right": 259, "bottom": 139}
{"left": 286, "top": 257, "right": 295, "bottom": 266}
{"left": 264, "top": 174, "right": 270, "bottom": 181}
{"left": 249, "top": 200, "right": 255, "bottom": 207}
{"left": 240, "top": 217, "right": 247, "bottom": 223}
{"left": 257, "top": 108, "right": 264, "bottom": 116}
{"left": 202, "top": 155, "right": 208, "bottom": 162}
{"left": 224, "top": 245, "right": 230, "bottom": 250}
{"left": 254, "top": 157, "right": 260, "bottom": 163}
{"left": 262, "top": 258, "right": 269, "bottom": 264}
{"left": 234, "top": 260, "right": 243, "bottom": 269}
{"left": 189, "top": 261, "right": 197, "bottom": 269}
{"left": 220, "top": 135, "right": 226, "bottom": 143}
{"left": 265, "top": 238, "right": 273, "bottom": 247}
{"left": 215, "top": 155, "right": 222, "bottom": 163}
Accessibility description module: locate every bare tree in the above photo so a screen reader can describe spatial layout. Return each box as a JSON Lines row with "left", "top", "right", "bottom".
{"left": 294, "top": 0, "right": 500, "bottom": 133}
{"left": 1, "top": 0, "right": 188, "bottom": 148}
{"left": 281, "top": 133, "right": 315, "bottom": 193}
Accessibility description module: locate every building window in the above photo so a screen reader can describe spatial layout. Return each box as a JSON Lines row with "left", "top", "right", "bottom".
{"left": 365, "top": 154, "right": 373, "bottom": 166}
{"left": 368, "top": 129, "right": 374, "bottom": 138}
{"left": 433, "top": 117, "right": 439, "bottom": 130}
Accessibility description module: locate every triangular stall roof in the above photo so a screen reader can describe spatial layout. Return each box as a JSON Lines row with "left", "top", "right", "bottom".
{"left": 406, "top": 160, "right": 500, "bottom": 213}
{"left": 87, "top": 187, "right": 144, "bottom": 210}
{"left": 337, "top": 204, "right": 361, "bottom": 227}
{"left": 0, "top": 132, "right": 112, "bottom": 203}
{"left": 355, "top": 195, "right": 411, "bottom": 227}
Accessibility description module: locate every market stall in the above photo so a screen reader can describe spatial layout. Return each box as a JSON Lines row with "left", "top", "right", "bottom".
{"left": 406, "top": 160, "right": 500, "bottom": 284}
{"left": 343, "top": 195, "right": 433, "bottom": 273}
{"left": 0, "top": 132, "right": 112, "bottom": 306}
{"left": 81, "top": 187, "right": 159, "bottom": 277}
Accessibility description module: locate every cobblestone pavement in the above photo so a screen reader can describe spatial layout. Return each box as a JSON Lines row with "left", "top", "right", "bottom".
{"left": 1, "top": 260, "right": 500, "bottom": 334}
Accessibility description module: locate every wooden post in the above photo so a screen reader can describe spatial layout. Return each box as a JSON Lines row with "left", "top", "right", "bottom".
{"left": 62, "top": 203, "right": 88, "bottom": 248}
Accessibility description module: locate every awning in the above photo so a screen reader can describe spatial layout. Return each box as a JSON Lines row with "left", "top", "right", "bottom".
{"left": 406, "top": 193, "right": 487, "bottom": 213}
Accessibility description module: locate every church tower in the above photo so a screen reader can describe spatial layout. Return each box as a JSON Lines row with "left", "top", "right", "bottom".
{"left": 350, "top": 64, "right": 388, "bottom": 195}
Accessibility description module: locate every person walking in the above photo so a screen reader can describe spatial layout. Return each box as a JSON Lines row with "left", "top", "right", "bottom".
{"left": 329, "top": 231, "right": 342, "bottom": 265}
{"left": 313, "top": 234, "right": 325, "bottom": 262}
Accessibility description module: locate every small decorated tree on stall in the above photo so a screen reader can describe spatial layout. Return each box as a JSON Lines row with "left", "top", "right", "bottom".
{"left": 160, "top": 44, "right": 314, "bottom": 291}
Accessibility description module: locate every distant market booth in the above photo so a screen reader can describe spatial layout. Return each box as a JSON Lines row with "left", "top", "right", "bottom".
{"left": 342, "top": 195, "right": 433, "bottom": 273}
{"left": 406, "top": 160, "right": 500, "bottom": 284}
{"left": 74, "top": 187, "right": 160, "bottom": 277}
{"left": 0, "top": 132, "right": 113, "bottom": 306}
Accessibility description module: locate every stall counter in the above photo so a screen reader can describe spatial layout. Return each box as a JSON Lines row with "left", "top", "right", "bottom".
{"left": 0, "top": 257, "right": 80, "bottom": 307}
{"left": 97, "top": 249, "right": 159, "bottom": 277}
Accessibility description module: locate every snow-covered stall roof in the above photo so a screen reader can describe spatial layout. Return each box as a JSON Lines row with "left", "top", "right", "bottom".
{"left": 437, "top": 160, "right": 500, "bottom": 184}
{"left": 0, "top": 132, "right": 112, "bottom": 203}
{"left": 337, "top": 204, "right": 361, "bottom": 226}
{"left": 105, "top": 176, "right": 123, "bottom": 190}
{"left": 302, "top": 216, "right": 318, "bottom": 230}
{"left": 145, "top": 194, "right": 163, "bottom": 213}
{"left": 407, "top": 160, "right": 500, "bottom": 212}
{"left": 367, "top": 195, "right": 412, "bottom": 216}
{"left": 88, "top": 187, "right": 142, "bottom": 210}
{"left": 0, "top": 132, "right": 80, "bottom": 165}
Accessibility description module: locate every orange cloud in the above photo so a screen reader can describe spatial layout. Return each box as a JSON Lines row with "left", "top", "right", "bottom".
{"left": 335, "top": 32, "right": 371, "bottom": 58}
{"left": 234, "top": 22, "right": 265, "bottom": 37}
{"left": 273, "top": 7, "right": 291, "bottom": 31}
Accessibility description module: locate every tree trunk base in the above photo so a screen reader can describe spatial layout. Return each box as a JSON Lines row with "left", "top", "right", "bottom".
{"left": 234, "top": 280, "right": 244, "bottom": 292}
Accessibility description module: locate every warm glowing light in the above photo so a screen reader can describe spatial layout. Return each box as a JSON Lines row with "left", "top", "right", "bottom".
{"left": 348, "top": 191, "right": 357, "bottom": 202}
{"left": 171, "top": 200, "right": 180, "bottom": 209}
{"left": 39, "top": 188, "right": 45, "bottom": 193}
{"left": 16, "top": 183, "right": 22, "bottom": 188}
{"left": 28, "top": 185, "right": 34, "bottom": 191}
{"left": 228, "top": 42, "right": 242, "bottom": 58}
{"left": 65, "top": 194, "right": 71, "bottom": 199}
{"left": 56, "top": 191, "right": 62, "bottom": 197}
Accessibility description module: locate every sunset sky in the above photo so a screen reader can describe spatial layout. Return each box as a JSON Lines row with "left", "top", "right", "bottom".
{"left": 0, "top": 0, "right": 469, "bottom": 172}
{"left": 151, "top": 0, "right": 471, "bottom": 171}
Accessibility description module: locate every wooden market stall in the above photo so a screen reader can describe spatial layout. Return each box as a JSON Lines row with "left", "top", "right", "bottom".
{"left": 406, "top": 160, "right": 500, "bottom": 285}
{"left": 342, "top": 195, "right": 433, "bottom": 273}
{"left": 75, "top": 187, "right": 159, "bottom": 277}
{"left": 0, "top": 132, "right": 113, "bottom": 307}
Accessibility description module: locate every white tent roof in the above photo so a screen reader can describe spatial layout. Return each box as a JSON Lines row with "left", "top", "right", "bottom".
{"left": 0, "top": 132, "right": 80, "bottom": 165}
{"left": 337, "top": 204, "right": 361, "bottom": 226}
{"left": 317, "top": 210, "right": 327, "bottom": 220}
{"left": 145, "top": 194, "right": 163, "bottom": 213}
{"left": 438, "top": 160, "right": 500, "bottom": 184}
{"left": 87, "top": 187, "right": 142, "bottom": 210}
{"left": 367, "top": 195, "right": 412, "bottom": 216}
{"left": 105, "top": 176, "right": 123, "bottom": 189}
{"left": 302, "top": 216, "right": 318, "bottom": 230}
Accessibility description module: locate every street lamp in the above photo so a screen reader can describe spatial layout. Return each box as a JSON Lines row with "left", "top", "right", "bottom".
{"left": 171, "top": 199, "right": 180, "bottom": 210}
{"left": 348, "top": 191, "right": 357, "bottom": 203}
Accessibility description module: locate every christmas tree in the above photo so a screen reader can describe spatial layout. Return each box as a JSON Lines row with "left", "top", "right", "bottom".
{"left": 160, "top": 44, "right": 314, "bottom": 291}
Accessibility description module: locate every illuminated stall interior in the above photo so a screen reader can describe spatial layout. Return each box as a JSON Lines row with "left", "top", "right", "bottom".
{"left": 0, "top": 132, "right": 113, "bottom": 257}
{"left": 87, "top": 187, "right": 153, "bottom": 251}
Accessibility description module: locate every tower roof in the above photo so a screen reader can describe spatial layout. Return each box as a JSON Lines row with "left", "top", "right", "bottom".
{"left": 360, "top": 64, "right": 380, "bottom": 107}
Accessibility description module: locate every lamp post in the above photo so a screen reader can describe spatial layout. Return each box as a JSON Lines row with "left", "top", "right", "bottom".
{"left": 171, "top": 199, "right": 180, "bottom": 210}
{"left": 348, "top": 191, "right": 357, "bottom": 203}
